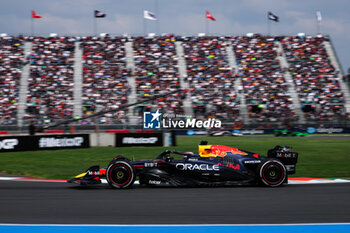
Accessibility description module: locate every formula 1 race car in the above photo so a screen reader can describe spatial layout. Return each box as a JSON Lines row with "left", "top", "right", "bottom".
{"left": 274, "top": 129, "right": 308, "bottom": 137}
{"left": 209, "top": 130, "right": 243, "bottom": 137}
{"left": 68, "top": 141, "right": 298, "bottom": 188}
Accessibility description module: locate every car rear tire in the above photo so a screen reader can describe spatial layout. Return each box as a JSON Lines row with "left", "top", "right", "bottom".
{"left": 106, "top": 160, "right": 135, "bottom": 189}
{"left": 258, "top": 160, "right": 286, "bottom": 187}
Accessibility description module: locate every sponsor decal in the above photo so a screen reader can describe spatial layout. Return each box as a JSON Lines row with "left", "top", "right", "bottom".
{"left": 176, "top": 163, "right": 220, "bottom": 171}
{"left": 187, "top": 130, "right": 195, "bottom": 135}
{"left": 144, "top": 162, "right": 158, "bottom": 167}
{"left": 196, "top": 131, "right": 208, "bottom": 135}
{"left": 116, "top": 133, "right": 163, "bottom": 147}
{"left": 39, "top": 137, "right": 84, "bottom": 148}
{"left": 143, "top": 109, "right": 221, "bottom": 129}
{"left": 243, "top": 160, "right": 262, "bottom": 164}
{"left": 148, "top": 180, "right": 161, "bottom": 185}
{"left": 316, "top": 127, "right": 344, "bottom": 134}
{"left": 306, "top": 127, "right": 317, "bottom": 134}
{"left": 233, "top": 129, "right": 242, "bottom": 134}
{"left": 276, "top": 152, "right": 297, "bottom": 158}
{"left": 87, "top": 171, "right": 100, "bottom": 176}
{"left": 0, "top": 139, "right": 18, "bottom": 150}
{"left": 0, "top": 134, "right": 89, "bottom": 152}
{"left": 122, "top": 137, "right": 158, "bottom": 144}
{"left": 187, "top": 158, "right": 199, "bottom": 162}
{"left": 218, "top": 162, "right": 240, "bottom": 170}
{"left": 285, "top": 165, "right": 295, "bottom": 172}
{"left": 186, "top": 130, "right": 208, "bottom": 135}
{"left": 240, "top": 129, "right": 264, "bottom": 135}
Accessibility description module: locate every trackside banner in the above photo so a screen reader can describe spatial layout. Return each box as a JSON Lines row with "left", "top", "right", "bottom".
{"left": 115, "top": 133, "right": 163, "bottom": 147}
{"left": 175, "top": 127, "right": 350, "bottom": 135}
{"left": 0, "top": 134, "right": 90, "bottom": 152}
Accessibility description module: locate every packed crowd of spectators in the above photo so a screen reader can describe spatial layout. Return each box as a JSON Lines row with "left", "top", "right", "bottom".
{"left": 81, "top": 36, "right": 130, "bottom": 124}
{"left": 133, "top": 35, "right": 185, "bottom": 118}
{"left": 282, "top": 36, "right": 348, "bottom": 121}
{"left": 1, "top": 35, "right": 350, "bottom": 127}
{"left": 183, "top": 36, "right": 240, "bottom": 121}
{"left": 25, "top": 37, "right": 75, "bottom": 125}
{"left": 233, "top": 35, "right": 296, "bottom": 123}
{"left": 0, "top": 36, "right": 24, "bottom": 125}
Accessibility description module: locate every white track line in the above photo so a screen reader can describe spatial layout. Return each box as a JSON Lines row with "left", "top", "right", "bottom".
{"left": 0, "top": 177, "right": 22, "bottom": 181}
{"left": 0, "top": 177, "right": 349, "bottom": 185}
{"left": 288, "top": 179, "right": 350, "bottom": 184}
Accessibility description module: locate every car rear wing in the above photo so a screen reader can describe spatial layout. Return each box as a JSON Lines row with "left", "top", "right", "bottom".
{"left": 267, "top": 146, "right": 298, "bottom": 175}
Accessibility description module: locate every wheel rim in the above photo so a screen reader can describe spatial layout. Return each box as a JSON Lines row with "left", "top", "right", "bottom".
{"left": 117, "top": 171, "right": 125, "bottom": 178}
{"left": 262, "top": 162, "right": 285, "bottom": 185}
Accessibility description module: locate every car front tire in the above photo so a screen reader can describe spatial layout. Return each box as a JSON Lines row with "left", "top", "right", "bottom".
{"left": 106, "top": 160, "right": 135, "bottom": 189}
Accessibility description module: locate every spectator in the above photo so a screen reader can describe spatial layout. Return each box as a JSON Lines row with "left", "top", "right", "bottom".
{"left": 233, "top": 35, "right": 295, "bottom": 123}
{"left": 0, "top": 36, "right": 24, "bottom": 125}
{"left": 81, "top": 36, "right": 130, "bottom": 124}
{"left": 282, "top": 35, "right": 347, "bottom": 122}
{"left": 28, "top": 121, "right": 36, "bottom": 135}
{"left": 25, "top": 36, "right": 76, "bottom": 125}
{"left": 183, "top": 36, "right": 240, "bottom": 121}
{"left": 133, "top": 35, "right": 185, "bottom": 120}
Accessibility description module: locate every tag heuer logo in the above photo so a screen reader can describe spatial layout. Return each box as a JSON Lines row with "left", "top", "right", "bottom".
{"left": 143, "top": 109, "right": 162, "bottom": 129}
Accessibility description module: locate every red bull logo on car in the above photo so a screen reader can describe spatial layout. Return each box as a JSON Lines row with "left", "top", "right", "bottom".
{"left": 199, "top": 145, "right": 248, "bottom": 157}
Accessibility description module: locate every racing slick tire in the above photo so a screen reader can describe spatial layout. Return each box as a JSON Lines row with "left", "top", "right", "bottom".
{"left": 106, "top": 160, "right": 135, "bottom": 189}
{"left": 258, "top": 160, "right": 287, "bottom": 187}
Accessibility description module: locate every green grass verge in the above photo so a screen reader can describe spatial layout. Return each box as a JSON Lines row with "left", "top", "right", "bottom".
{"left": 0, "top": 135, "right": 349, "bottom": 179}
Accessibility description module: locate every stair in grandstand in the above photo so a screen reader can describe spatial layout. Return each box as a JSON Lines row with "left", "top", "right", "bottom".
{"left": 226, "top": 41, "right": 249, "bottom": 125}
{"left": 125, "top": 41, "right": 138, "bottom": 124}
{"left": 175, "top": 41, "right": 194, "bottom": 116}
{"left": 73, "top": 42, "right": 83, "bottom": 119}
{"left": 17, "top": 42, "right": 32, "bottom": 127}
{"left": 276, "top": 41, "right": 306, "bottom": 124}
{"left": 323, "top": 40, "right": 350, "bottom": 113}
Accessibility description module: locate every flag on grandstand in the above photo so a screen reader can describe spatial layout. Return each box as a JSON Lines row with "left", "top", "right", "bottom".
{"left": 94, "top": 10, "right": 106, "bottom": 18}
{"left": 268, "top": 11, "right": 279, "bottom": 22}
{"left": 206, "top": 11, "right": 216, "bottom": 21}
{"left": 316, "top": 11, "right": 322, "bottom": 23}
{"left": 144, "top": 10, "right": 157, "bottom": 20}
{"left": 31, "top": 10, "right": 42, "bottom": 19}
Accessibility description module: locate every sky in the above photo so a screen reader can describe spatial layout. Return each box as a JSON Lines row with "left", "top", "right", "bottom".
{"left": 0, "top": 0, "right": 349, "bottom": 73}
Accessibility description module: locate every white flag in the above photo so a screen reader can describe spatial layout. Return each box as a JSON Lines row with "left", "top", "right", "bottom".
{"left": 144, "top": 10, "right": 157, "bottom": 20}
{"left": 316, "top": 11, "right": 322, "bottom": 23}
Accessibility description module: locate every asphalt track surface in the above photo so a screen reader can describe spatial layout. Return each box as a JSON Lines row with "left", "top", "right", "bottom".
{"left": 0, "top": 180, "right": 349, "bottom": 224}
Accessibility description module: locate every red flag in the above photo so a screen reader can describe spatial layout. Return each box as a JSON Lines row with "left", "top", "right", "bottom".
{"left": 31, "top": 10, "right": 42, "bottom": 19}
{"left": 206, "top": 11, "right": 215, "bottom": 21}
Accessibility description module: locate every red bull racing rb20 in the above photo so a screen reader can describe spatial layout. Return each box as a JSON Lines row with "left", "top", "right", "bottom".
{"left": 68, "top": 141, "right": 299, "bottom": 188}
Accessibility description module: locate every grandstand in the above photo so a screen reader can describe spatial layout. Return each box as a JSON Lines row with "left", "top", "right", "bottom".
{"left": 81, "top": 36, "right": 130, "bottom": 124}
{"left": 0, "top": 34, "right": 349, "bottom": 129}
{"left": 133, "top": 35, "right": 185, "bottom": 120}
